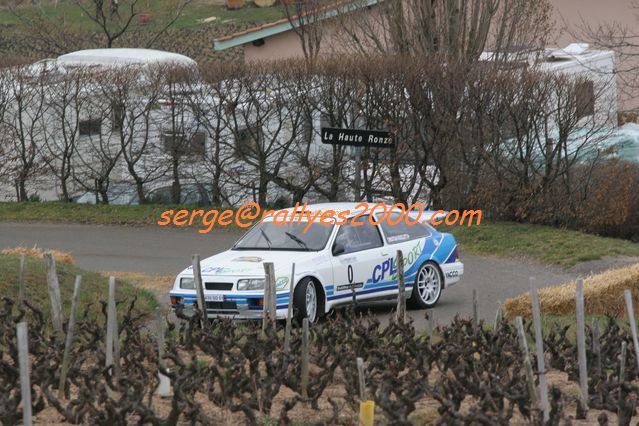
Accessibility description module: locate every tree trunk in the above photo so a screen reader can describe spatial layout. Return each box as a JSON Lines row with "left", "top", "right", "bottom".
{"left": 17, "top": 177, "right": 28, "bottom": 202}
{"left": 171, "top": 157, "right": 181, "bottom": 204}
{"left": 59, "top": 178, "right": 70, "bottom": 202}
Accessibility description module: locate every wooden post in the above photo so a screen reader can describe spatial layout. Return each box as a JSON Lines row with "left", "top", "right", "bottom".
{"left": 106, "top": 277, "right": 120, "bottom": 382}
{"left": 44, "top": 252, "right": 63, "bottom": 338}
{"left": 357, "top": 357, "right": 366, "bottom": 401}
{"left": 18, "top": 254, "right": 25, "bottom": 307}
{"left": 624, "top": 289, "right": 639, "bottom": 372}
{"left": 357, "top": 355, "right": 374, "bottom": 426}
{"left": 472, "top": 288, "right": 479, "bottom": 327}
{"left": 284, "top": 263, "right": 296, "bottom": 352}
{"left": 427, "top": 311, "right": 434, "bottom": 342}
{"left": 620, "top": 341, "right": 627, "bottom": 383}
{"left": 619, "top": 340, "right": 628, "bottom": 423}
{"left": 493, "top": 302, "right": 503, "bottom": 332}
{"left": 17, "top": 322, "right": 32, "bottom": 426}
{"left": 265, "top": 263, "right": 277, "bottom": 325}
{"left": 515, "top": 316, "right": 530, "bottom": 354}
{"left": 396, "top": 250, "right": 406, "bottom": 323}
{"left": 530, "top": 277, "right": 549, "bottom": 422}
{"left": 592, "top": 318, "right": 601, "bottom": 375}
{"left": 58, "top": 275, "right": 81, "bottom": 399}
{"left": 262, "top": 263, "right": 272, "bottom": 336}
{"left": 300, "top": 318, "right": 309, "bottom": 399}
{"left": 523, "top": 356, "right": 538, "bottom": 406}
{"left": 575, "top": 278, "right": 588, "bottom": 410}
{"left": 515, "top": 315, "right": 537, "bottom": 406}
{"left": 192, "top": 255, "right": 206, "bottom": 329}
{"left": 155, "top": 308, "right": 170, "bottom": 397}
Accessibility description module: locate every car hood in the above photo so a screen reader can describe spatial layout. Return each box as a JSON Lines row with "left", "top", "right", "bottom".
{"left": 180, "top": 249, "right": 328, "bottom": 278}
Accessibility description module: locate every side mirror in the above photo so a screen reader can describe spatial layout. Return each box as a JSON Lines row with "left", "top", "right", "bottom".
{"left": 332, "top": 242, "right": 346, "bottom": 256}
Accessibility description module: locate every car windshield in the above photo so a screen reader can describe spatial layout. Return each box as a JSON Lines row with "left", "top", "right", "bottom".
{"left": 232, "top": 221, "right": 333, "bottom": 251}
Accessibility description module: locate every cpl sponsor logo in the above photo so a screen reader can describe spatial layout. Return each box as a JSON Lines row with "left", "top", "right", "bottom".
{"left": 371, "top": 241, "right": 423, "bottom": 284}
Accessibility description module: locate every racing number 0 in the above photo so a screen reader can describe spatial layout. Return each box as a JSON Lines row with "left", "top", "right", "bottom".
{"left": 347, "top": 264, "right": 354, "bottom": 284}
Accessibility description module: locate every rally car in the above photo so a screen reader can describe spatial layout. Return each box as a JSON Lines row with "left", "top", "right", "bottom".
{"left": 169, "top": 202, "right": 463, "bottom": 323}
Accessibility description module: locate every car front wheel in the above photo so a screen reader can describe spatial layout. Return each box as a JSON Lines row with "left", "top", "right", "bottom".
{"left": 293, "top": 278, "right": 320, "bottom": 324}
{"left": 409, "top": 261, "right": 443, "bottom": 308}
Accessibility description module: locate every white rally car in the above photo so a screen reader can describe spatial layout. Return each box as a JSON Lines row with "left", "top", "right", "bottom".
{"left": 169, "top": 203, "right": 463, "bottom": 323}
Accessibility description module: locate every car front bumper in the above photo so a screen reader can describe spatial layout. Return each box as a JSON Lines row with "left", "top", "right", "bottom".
{"left": 169, "top": 291, "right": 290, "bottom": 320}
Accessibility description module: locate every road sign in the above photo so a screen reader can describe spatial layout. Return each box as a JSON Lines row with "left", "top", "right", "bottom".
{"left": 321, "top": 127, "right": 394, "bottom": 148}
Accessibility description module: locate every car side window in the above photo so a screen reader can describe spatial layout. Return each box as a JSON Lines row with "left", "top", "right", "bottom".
{"left": 334, "top": 216, "right": 383, "bottom": 254}
{"left": 378, "top": 212, "right": 431, "bottom": 244}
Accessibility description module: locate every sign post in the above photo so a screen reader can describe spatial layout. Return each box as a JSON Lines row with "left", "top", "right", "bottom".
{"left": 321, "top": 127, "right": 394, "bottom": 149}
{"left": 321, "top": 127, "right": 394, "bottom": 200}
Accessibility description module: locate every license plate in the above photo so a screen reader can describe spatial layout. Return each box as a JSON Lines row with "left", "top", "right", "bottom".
{"left": 205, "top": 294, "right": 224, "bottom": 302}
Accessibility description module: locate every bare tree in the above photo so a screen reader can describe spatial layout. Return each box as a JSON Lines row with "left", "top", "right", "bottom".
{"left": 188, "top": 62, "right": 242, "bottom": 206}
{"left": 283, "top": 0, "right": 329, "bottom": 63}
{"left": 99, "top": 65, "right": 168, "bottom": 203}
{"left": 71, "top": 70, "right": 123, "bottom": 203}
{"left": 2, "top": 64, "right": 49, "bottom": 201}
{"left": 224, "top": 65, "right": 308, "bottom": 206}
{"left": 569, "top": 3, "right": 639, "bottom": 107}
{"left": 155, "top": 63, "right": 204, "bottom": 204}
{"left": 336, "top": 0, "right": 553, "bottom": 61}
{"left": 41, "top": 66, "right": 88, "bottom": 201}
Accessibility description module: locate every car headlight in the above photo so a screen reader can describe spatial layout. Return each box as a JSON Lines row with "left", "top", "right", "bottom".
{"left": 237, "top": 278, "right": 265, "bottom": 291}
{"left": 180, "top": 277, "right": 195, "bottom": 289}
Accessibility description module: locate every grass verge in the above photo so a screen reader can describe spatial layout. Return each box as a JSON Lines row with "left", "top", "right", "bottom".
{"left": 0, "top": 201, "right": 183, "bottom": 226}
{"left": 442, "top": 221, "right": 639, "bottom": 268}
{"left": 0, "top": 253, "right": 157, "bottom": 324}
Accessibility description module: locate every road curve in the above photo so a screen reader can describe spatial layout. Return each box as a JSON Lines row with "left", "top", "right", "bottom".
{"left": 0, "top": 222, "right": 576, "bottom": 327}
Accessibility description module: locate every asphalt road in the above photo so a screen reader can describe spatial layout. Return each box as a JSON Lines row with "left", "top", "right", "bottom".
{"left": 0, "top": 222, "right": 576, "bottom": 327}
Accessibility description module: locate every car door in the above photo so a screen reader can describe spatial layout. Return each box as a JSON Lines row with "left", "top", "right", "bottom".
{"left": 376, "top": 211, "right": 433, "bottom": 290}
{"left": 329, "top": 215, "right": 388, "bottom": 304}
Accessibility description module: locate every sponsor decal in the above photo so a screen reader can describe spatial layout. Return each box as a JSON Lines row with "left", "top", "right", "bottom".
{"left": 387, "top": 234, "right": 410, "bottom": 243}
{"left": 201, "top": 266, "right": 252, "bottom": 274}
{"left": 336, "top": 282, "right": 364, "bottom": 292}
{"left": 233, "top": 256, "right": 264, "bottom": 262}
{"left": 371, "top": 240, "right": 423, "bottom": 284}
{"left": 276, "top": 276, "right": 289, "bottom": 289}
{"left": 445, "top": 270, "right": 459, "bottom": 278}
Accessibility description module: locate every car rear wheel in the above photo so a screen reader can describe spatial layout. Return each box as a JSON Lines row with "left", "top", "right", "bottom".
{"left": 293, "top": 278, "right": 319, "bottom": 324}
{"left": 409, "top": 261, "right": 442, "bottom": 309}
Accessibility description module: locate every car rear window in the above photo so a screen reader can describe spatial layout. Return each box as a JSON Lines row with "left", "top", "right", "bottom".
{"left": 378, "top": 213, "right": 431, "bottom": 244}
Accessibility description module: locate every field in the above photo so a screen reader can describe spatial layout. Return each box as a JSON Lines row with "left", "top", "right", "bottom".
{"left": 2, "top": 293, "right": 639, "bottom": 424}
{"left": 0, "top": 0, "right": 286, "bottom": 62}
{"left": 0, "top": 0, "right": 286, "bottom": 32}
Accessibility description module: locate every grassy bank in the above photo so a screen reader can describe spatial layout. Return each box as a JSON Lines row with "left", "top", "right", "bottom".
{"left": 442, "top": 221, "right": 639, "bottom": 268}
{"left": 0, "top": 0, "right": 286, "bottom": 33}
{"left": 0, "top": 201, "right": 180, "bottom": 225}
{"left": 0, "top": 253, "right": 157, "bottom": 323}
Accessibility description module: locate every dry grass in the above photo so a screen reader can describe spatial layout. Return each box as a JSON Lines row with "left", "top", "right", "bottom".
{"left": 102, "top": 271, "right": 174, "bottom": 293}
{"left": 504, "top": 263, "right": 639, "bottom": 319}
{"left": 1, "top": 246, "right": 75, "bottom": 265}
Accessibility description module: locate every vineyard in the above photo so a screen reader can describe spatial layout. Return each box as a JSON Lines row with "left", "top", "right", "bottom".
{"left": 3, "top": 283, "right": 639, "bottom": 425}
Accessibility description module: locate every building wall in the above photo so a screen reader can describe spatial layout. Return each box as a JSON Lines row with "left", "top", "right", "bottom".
{"left": 552, "top": 0, "right": 636, "bottom": 110}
